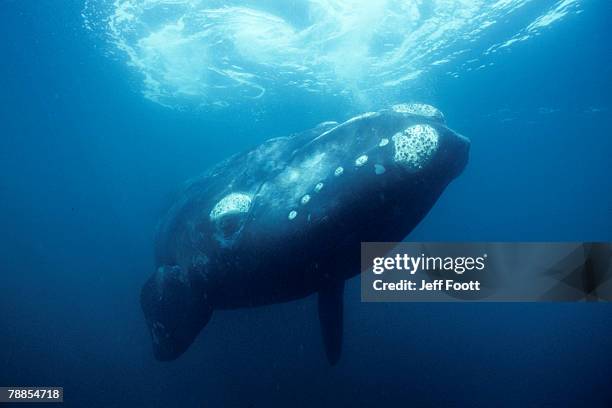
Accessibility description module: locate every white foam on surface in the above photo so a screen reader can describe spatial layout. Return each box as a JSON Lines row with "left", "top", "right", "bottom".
{"left": 83, "top": 0, "right": 582, "bottom": 109}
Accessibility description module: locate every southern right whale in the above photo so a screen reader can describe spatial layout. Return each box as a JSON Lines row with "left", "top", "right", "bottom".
{"left": 141, "top": 103, "right": 470, "bottom": 364}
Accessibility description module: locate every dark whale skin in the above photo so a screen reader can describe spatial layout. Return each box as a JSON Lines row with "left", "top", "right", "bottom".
{"left": 141, "top": 104, "right": 470, "bottom": 362}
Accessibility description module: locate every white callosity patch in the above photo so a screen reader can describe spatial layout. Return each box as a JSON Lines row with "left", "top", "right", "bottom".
{"left": 209, "top": 193, "right": 252, "bottom": 221}
{"left": 355, "top": 155, "right": 368, "bottom": 167}
{"left": 334, "top": 166, "right": 344, "bottom": 176}
{"left": 379, "top": 138, "right": 389, "bottom": 147}
{"left": 392, "top": 103, "right": 444, "bottom": 120}
{"left": 314, "top": 182, "right": 324, "bottom": 192}
{"left": 392, "top": 125, "right": 439, "bottom": 170}
{"left": 85, "top": 0, "right": 580, "bottom": 109}
{"left": 288, "top": 210, "right": 298, "bottom": 220}
{"left": 301, "top": 194, "right": 311, "bottom": 205}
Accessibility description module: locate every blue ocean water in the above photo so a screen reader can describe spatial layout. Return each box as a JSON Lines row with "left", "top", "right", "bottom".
{"left": 1, "top": 1, "right": 611, "bottom": 407}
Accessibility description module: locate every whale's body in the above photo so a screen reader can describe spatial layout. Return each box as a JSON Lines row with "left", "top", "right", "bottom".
{"left": 141, "top": 104, "right": 470, "bottom": 363}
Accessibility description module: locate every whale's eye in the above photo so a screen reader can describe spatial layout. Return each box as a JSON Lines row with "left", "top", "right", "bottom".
{"left": 216, "top": 213, "right": 245, "bottom": 240}
{"left": 392, "top": 124, "right": 439, "bottom": 170}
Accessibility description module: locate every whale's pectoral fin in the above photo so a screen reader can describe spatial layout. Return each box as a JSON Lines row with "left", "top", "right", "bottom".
{"left": 141, "top": 265, "right": 213, "bottom": 361}
{"left": 317, "top": 279, "right": 345, "bottom": 365}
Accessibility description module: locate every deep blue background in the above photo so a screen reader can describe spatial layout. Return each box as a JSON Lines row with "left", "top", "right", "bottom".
{"left": 1, "top": 1, "right": 611, "bottom": 407}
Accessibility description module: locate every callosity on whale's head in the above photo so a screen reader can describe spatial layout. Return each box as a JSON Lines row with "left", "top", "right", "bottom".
{"left": 141, "top": 103, "right": 469, "bottom": 362}
{"left": 241, "top": 102, "right": 469, "bottom": 248}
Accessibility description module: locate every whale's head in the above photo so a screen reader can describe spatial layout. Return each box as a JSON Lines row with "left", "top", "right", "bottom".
{"left": 339, "top": 103, "right": 470, "bottom": 185}
{"left": 239, "top": 103, "right": 470, "bottom": 251}
{"left": 389, "top": 103, "right": 470, "bottom": 177}
{"left": 324, "top": 103, "right": 468, "bottom": 234}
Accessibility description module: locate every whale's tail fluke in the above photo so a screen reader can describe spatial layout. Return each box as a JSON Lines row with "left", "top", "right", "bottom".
{"left": 141, "top": 265, "right": 213, "bottom": 361}
{"left": 318, "top": 280, "right": 345, "bottom": 365}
